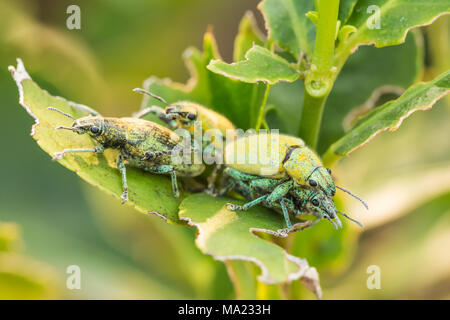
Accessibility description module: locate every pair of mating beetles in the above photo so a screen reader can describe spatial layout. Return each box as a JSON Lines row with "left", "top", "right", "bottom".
{"left": 50, "top": 88, "right": 367, "bottom": 233}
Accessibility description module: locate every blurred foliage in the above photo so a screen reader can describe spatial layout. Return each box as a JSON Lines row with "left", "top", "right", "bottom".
{"left": 1, "top": 0, "right": 449, "bottom": 299}
{"left": 0, "top": 222, "right": 61, "bottom": 299}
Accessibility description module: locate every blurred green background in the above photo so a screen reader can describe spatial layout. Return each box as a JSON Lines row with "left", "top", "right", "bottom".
{"left": 0, "top": 0, "right": 449, "bottom": 299}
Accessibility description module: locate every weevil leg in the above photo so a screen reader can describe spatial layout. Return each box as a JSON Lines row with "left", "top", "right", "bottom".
{"left": 52, "top": 145, "right": 104, "bottom": 160}
{"left": 145, "top": 165, "right": 179, "bottom": 198}
{"left": 249, "top": 177, "right": 287, "bottom": 191}
{"left": 134, "top": 106, "right": 178, "bottom": 128}
{"left": 223, "top": 167, "right": 260, "bottom": 182}
{"left": 276, "top": 219, "right": 317, "bottom": 237}
{"left": 116, "top": 155, "right": 128, "bottom": 203}
{"left": 68, "top": 102, "right": 101, "bottom": 116}
{"left": 291, "top": 219, "right": 319, "bottom": 233}
{"left": 133, "top": 106, "right": 165, "bottom": 118}
{"left": 265, "top": 180, "right": 294, "bottom": 207}
{"left": 141, "top": 147, "right": 198, "bottom": 161}
{"left": 206, "top": 164, "right": 224, "bottom": 194}
{"left": 211, "top": 179, "right": 235, "bottom": 197}
{"left": 280, "top": 198, "right": 293, "bottom": 229}
{"left": 226, "top": 194, "right": 268, "bottom": 212}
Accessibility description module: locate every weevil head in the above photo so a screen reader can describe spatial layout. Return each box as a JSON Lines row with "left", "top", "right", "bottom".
{"left": 165, "top": 102, "right": 198, "bottom": 125}
{"left": 291, "top": 187, "right": 341, "bottom": 229}
{"left": 307, "top": 167, "right": 336, "bottom": 197}
{"left": 283, "top": 147, "right": 336, "bottom": 197}
{"left": 70, "top": 116, "right": 105, "bottom": 138}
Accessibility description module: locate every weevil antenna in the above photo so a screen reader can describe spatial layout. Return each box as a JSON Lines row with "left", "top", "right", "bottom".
{"left": 133, "top": 88, "right": 168, "bottom": 105}
{"left": 336, "top": 185, "right": 369, "bottom": 210}
{"left": 47, "top": 107, "right": 75, "bottom": 119}
{"left": 55, "top": 126, "right": 75, "bottom": 131}
{"left": 325, "top": 215, "right": 338, "bottom": 229}
{"left": 337, "top": 211, "right": 363, "bottom": 227}
{"left": 334, "top": 215, "right": 342, "bottom": 228}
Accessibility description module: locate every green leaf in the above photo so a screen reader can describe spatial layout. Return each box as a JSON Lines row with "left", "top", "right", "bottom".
{"left": 9, "top": 59, "right": 182, "bottom": 224}
{"left": 0, "top": 222, "right": 60, "bottom": 299}
{"left": 323, "top": 70, "right": 450, "bottom": 163}
{"left": 319, "top": 31, "right": 424, "bottom": 153}
{"left": 207, "top": 45, "right": 300, "bottom": 84}
{"left": 140, "top": 31, "right": 266, "bottom": 130}
{"left": 178, "top": 193, "right": 322, "bottom": 297}
{"left": 338, "top": 0, "right": 359, "bottom": 24}
{"left": 258, "top": 0, "right": 316, "bottom": 59}
{"left": 343, "top": 0, "right": 450, "bottom": 52}
{"left": 233, "top": 11, "right": 265, "bottom": 62}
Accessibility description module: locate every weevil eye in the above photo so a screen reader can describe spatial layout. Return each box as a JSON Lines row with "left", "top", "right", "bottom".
{"left": 309, "top": 179, "right": 318, "bottom": 187}
{"left": 187, "top": 113, "right": 196, "bottom": 121}
{"left": 327, "top": 168, "right": 331, "bottom": 174}
{"left": 330, "top": 190, "right": 336, "bottom": 196}
{"left": 311, "top": 199, "right": 319, "bottom": 206}
{"left": 90, "top": 127, "right": 100, "bottom": 134}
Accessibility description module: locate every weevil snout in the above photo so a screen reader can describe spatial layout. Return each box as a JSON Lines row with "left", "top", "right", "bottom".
{"left": 57, "top": 117, "right": 104, "bottom": 136}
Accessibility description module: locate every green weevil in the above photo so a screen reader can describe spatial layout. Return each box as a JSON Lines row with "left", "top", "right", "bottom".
{"left": 224, "top": 132, "right": 368, "bottom": 209}
{"left": 133, "top": 88, "right": 236, "bottom": 145}
{"left": 133, "top": 88, "right": 238, "bottom": 188}
{"left": 48, "top": 104, "right": 205, "bottom": 203}
{"left": 221, "top": 167, "right": 363, "bottom": 232}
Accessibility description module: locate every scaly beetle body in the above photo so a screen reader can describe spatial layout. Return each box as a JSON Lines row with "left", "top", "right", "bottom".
{"left": 221, "top": 133, "right": 367, "bottom": 230}
{"left": 49, "top": 106, "right": 204, "bottom": 202}
{"left": 224, "top": 133, "right": 336, "bottom": 196}
{"left": 221, "top": 168, "right": 363, "bottom": 231}
{"left": 220, "top": 167, "right": 364, "bottom": 233}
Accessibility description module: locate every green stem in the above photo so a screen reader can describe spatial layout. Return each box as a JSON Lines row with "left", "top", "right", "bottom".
{"left": 255, "top": 84, "right": 272, "bottom": 131}
{"left": 300, "top": 0, "right": 340, "bottom": 148}
{"left": 298, "top": 89, "right": 328, "bottom": 149}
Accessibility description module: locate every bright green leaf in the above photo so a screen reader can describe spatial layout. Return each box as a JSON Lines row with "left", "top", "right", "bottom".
{"left": 343, "top": 0, "right": 450, "bottom": 53}
{"left": 178, "top": 193, "right": 322, "bottom": 297}
{"left": 10, "top": 59, "right": 182, "bottom": 224}
{"left": 208, "top": 45, "right": 300, "bottom": 84}
{"left": 323, "top": 70, "right": 450, "bottom": 163}
{"left": 258, "top": 0, "right": 316, "bottom": 59}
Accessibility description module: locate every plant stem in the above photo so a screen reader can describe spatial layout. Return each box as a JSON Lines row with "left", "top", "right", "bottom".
{"left": 255, "top": 83, "right": 271, "bottom": 131}
{"left": 300, "top": 0, "right": 340, "bottom": 148}
{"left": 298, "top": 89, "right": 328, "bottom": 149}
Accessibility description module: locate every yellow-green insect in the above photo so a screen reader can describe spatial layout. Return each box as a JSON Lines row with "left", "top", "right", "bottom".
{"left": 48, "top": 104, "right": 204, "bottom": 203}
{"left": 133, "top": 88, "right": 236, "bottom": 144}
{"left": 222, "top": 168, "right": 363, "bottom": 232}
{"left": 134, "top": 88, "right": 237, "bottom": 189}
{"left": 224, "top": 133, "right": 368, "bottom": 208}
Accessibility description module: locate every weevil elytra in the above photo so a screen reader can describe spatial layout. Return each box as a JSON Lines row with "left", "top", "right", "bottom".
{"left": 223, "top": 133, "right": 368, "bottom": 208}
{"left": 220, "top": 167, "right": 363, "bottom": 232}
{"left": 48, "top": 105, "right": 205, "bottom": 203}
